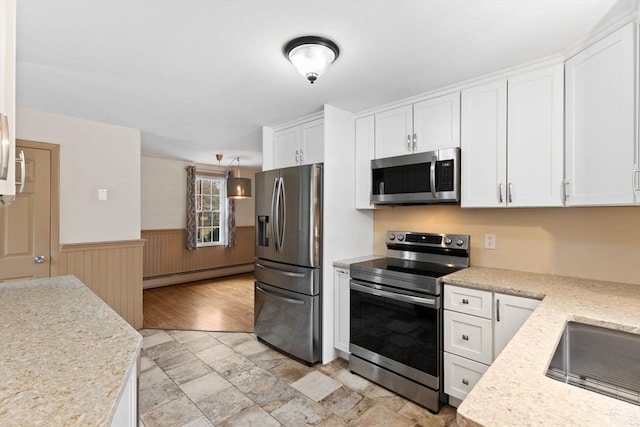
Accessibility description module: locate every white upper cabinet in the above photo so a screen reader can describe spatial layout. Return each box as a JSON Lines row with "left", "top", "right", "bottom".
{"left": 413, "top": 93, "right": 461, "bottom": 153}
{"left": 272, "top": 118, "right": 324, "bottom": 169}
{"left": 374, "top": 105, "right": 413, "bottom": 158}
{"left": 273, "top": 126, "right": 300, "bottom": 168}
{"left": 0, "top": 0, "right": 16, "bottom": 201}
{"left": 565, "top": 22, "right": 638, "bottom": 206}
{"left": 507, "top": 64, "right": 564, "bottom": 207}
{"left": 354, "top": 115, "right": 375, "bottom": 209}
{"left": 461, "top": 64, "right": 564, "bottom": 208}
{"left": 374, "top": 92, "right": 460, "bottom": 159}
{"left": 461, "top": 80, "right": 507, "bottom": 207}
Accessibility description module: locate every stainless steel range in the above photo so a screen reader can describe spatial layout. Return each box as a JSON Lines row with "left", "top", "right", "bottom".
{"left": 349, "top": 231, "right": 470, "bottom": 412}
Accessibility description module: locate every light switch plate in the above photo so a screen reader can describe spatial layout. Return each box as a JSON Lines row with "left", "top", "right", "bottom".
{"left": 98, "top": 188, "right": 108, "bottom": 201}
{"left": 484, "top": 233, "right": 496, "bottom": 250}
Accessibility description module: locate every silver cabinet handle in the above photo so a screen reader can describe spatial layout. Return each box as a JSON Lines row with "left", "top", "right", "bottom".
{"left": 16, "top": 150, "right": 25, "bottom": 194}
{"left": 0, "top": 114, "right": 9, "bottom": 180}
{"left": 462, "top": 379, "right": 469, "bottom": 386}
{"left": 461, "top": 298, "right": 469, "bottom": 304}
{"left": 299, "top": 149, "right": 304, "bottom": 163}
{"left": 632, "top": 167, "right": 640, "bottom": 191}
{"left": 412, "top": 133, "right": 417, "bottom": 152}
{"left": 496, "top": 298, "right": 500, "bottom": 322}
{"left": 429, "top": 156, "right": 438, "bottom": 199}
{"left": 498, "top": 183, "right": 504, "bottom": 203}
{"left": 564, "top": 181, "right": 570, "bottom": 201}
{"left": 462, "top": 334, "right": 469, "bottom": 341}
{"left": 508, "top": 182, "right": 513, "bottom": 203}
{"left": 34, "top": 256, "right": 46, "bottom": 264}
{"left": 406, "top": 135, "right": 411, "bottom": 152}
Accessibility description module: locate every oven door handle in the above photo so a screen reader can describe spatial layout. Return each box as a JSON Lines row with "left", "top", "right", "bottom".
{"left": 350, "top": 281, "right": 437, "bottom": 308}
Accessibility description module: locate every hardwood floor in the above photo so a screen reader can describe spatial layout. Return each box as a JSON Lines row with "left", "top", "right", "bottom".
{"left": 143, "top": 272, "right": 254, "bottom": 332}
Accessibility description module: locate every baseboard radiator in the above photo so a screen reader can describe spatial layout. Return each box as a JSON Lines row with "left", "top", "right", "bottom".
{"left": 142, "top": 226, "right": 256, "bottom": 289}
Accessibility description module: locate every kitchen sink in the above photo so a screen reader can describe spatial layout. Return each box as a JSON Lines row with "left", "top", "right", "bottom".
{"left": 546, "top": 321, "right": 640, "bottom": 406}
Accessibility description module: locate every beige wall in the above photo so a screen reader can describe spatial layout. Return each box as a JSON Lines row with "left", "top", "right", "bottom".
{"left": 141, "top": 156, "right": 257, "bottom": 229}
{"left": 16, "top": 108, "right": 141, "bottom": 244}
{"left": 374, "top": 205, "right": 640, "bottom": 285}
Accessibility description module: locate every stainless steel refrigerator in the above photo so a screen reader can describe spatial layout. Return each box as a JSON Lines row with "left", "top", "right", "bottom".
{"left": 254, "top": 163, "right": 323, "bottom": 364}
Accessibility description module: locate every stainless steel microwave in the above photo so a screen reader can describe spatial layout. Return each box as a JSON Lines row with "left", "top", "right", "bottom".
{"left": 371, "top": 147, "right": 460, "bottom": 205}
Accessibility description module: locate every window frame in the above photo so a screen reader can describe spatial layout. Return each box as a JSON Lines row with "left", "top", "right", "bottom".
{"left": 195, "top": 174, "right": 227, "bottom": 247}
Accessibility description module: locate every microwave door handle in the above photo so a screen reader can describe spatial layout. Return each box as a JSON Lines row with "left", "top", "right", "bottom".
{"left": 430, "top": 156, "right": 438, "bottom": 199}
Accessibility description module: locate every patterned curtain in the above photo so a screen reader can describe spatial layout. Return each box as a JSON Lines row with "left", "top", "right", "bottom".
{"left": 185, "top": 165, "right": 198, "bottom": 250}
{"left": 226, "top": 170, "right": 236, "bottom": 248}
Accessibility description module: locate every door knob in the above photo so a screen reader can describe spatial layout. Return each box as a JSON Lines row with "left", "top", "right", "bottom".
{"left": 34, "top": 256, "right": 46, "bottom": 264}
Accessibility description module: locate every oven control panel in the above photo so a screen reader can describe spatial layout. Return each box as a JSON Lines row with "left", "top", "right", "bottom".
{"left": 387, "top": 231, "right": 469, "bottom": 250}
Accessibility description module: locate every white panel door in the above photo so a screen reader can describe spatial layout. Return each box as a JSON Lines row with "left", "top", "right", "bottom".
{"left": 507, "top": 64, "right": 564, "bottom": 207}
{"left": 273, "top": 126, "right": 300, "bottom": 168}
{"left": 565, "top": 22, "right": 637, "bottom": 206}
{"left": 493, "top": 293, "right": 540, "bottom": 358}
{"left": 374, "top": 105, "right": 413, "bottom": 159}
{"left": 355, "top": 115, "right": 375, "bottom": 209}
{"left": 461, "top": 80, "right": 507, "bottom": 207}
{"left": 413, "top": 92, "right": 461, "bottom": 153}
{"left": 300, "top": 118, "right": 324, "bottom": 165}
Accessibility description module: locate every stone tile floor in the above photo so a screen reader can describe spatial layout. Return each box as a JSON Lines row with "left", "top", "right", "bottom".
{"left": 139, "top": 329, "right": 459, "bottom": 427}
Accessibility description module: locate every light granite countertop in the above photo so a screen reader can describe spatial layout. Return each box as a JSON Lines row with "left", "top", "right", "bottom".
{"left": 0, "top": 275, "right": 142, "bottom": 426}
{"left": 443, "top": 267, "right": 640, "bottom": 427}
{"left": 333, "top": 255, "right": 382, "bottom": 269}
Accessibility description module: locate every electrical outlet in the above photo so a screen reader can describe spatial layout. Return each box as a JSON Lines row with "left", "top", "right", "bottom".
{"left": 485, "top": 233, "right": 496, "bottom": 250}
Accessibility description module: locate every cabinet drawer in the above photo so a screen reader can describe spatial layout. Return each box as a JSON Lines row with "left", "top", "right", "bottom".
{"left": 444, "top": 285, "right": 493, "bottom": 318}
{"left": 444, "top": 310, "right": 493, "bottom": 364}
{"left": 444, "top": 352, "right": 489, "bottom": 401}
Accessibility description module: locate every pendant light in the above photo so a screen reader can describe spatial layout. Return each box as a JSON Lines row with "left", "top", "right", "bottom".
{"left": 226, "top": 157, "right": 252, "bottom": 199}
{"left": 283, "top": 36, "right": 340, "bottom": 84}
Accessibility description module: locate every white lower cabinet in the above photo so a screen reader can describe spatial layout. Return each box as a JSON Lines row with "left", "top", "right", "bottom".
{"left": 334, "top": 267, "right": 350, "bottom": 354}
{"left": 444, "top": 284, "right": 539, "bottom": 406}
{"left": 444, "top": 352, "right": 489, "bottom": 402}
{"left": 444, "top": 310, "right": 493, "bottom": 365}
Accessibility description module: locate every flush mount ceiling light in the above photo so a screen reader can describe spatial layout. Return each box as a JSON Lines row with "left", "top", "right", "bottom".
{"left": 283, "top": 36, "right": 340, "bottom": 84}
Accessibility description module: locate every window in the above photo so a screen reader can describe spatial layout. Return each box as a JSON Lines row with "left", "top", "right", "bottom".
{"left": 196, "top": 175, "right": 226, "bottom": 246}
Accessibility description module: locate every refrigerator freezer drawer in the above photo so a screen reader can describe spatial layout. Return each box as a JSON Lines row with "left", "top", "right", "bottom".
{"left": 254, "top": 281, "right": 320, "bottom": 364}
{"left": 255, "top": 258, "right": 320, "bottom": 295}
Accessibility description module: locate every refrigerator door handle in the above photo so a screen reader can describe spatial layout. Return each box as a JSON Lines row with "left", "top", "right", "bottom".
{"left": 255, "top": 263, "right": 306, "bottom": 278}
{"left": 279, "top": 176, "right": 286, "bottom": 251}
{"left": 256, "top": 285, "right": 306, "bottom": 305}
{"left": 271, "top": 177, "right": 279, "bottom": 251}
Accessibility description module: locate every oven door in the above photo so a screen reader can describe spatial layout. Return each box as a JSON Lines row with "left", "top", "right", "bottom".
{"left": 349, "top": 279, "right": 441, "bottom": 389}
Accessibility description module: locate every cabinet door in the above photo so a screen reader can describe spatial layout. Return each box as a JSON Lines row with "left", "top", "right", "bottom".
{"left": 0, "top": 0, "right": 16, "bottom": 198}
{"left": 444, "top": 310, "right": 493, "bottom": 365}
{"left": 565, "top": 22, "right": 637, "bottom": 206}
{"left": 300, "top": 119, "right": 324, "bottom": 165}
{"left": 374, "top": 105, "right": 413, "bottom": 159}
{"left": 460, "top": 80, "right": 507, "bottom": 207}
{"left": 493, "top": 293, "right": 540, "bottom": 358}
{"left": 333, "top": 268, "right": 350, "bottom": 354}
{"left": 413, "top": 92, "right": 460, "bottom": 153}
{"left": 507, "top": 64, "right": 564, "bottom": 207}
{"left": 273, "top": 126, "right": 300, "bottom": 168}
{"left": 355, "top": 116, "right": 375, "bottom": 209}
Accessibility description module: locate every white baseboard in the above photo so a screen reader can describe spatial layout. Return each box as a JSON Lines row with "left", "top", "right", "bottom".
{"left": 143, "top": 263, "right": 255, "bottom": 289}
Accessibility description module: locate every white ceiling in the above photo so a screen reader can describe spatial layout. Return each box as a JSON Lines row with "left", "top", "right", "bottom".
{"left": 16, "top": 0, "right": 628, "bottom": 167}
